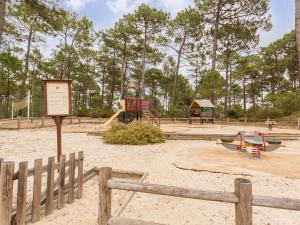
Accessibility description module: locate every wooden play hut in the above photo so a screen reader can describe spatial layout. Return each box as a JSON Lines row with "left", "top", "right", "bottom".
{"left": 189, "top": 99, "right": 215, "bottom": 124}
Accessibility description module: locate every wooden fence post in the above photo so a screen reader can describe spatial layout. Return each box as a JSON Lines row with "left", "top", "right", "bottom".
{"left": 16, "top": 161, "right": 28, "bottom": 225}
{"left": 46, "top": 156, "right": 55, "bottom": 215}
{"left": 77, "top": 151, "right": 84, "bottom": 199}
{"left": 235, "top": 178, "right": 252, "bottom": 225}
{"left": 32, "top": 159, "right": 43, "bottom": 222}
{"left": 17, "top": 117, "right": 21, "bottom": 129}
{"left": 69, "top": 153, "right": 75, "bottom": 203}
{"left": 41, "top": 117, "right": 45, "bottom": 128}
{"left": 0, "top": 162, "right": 14, "bottom": 225}
{"left": 98, "top": 167, "right": 112, "bottom": 225}
{"left": 58, "top": 154, "right": 66, "bottom": 209}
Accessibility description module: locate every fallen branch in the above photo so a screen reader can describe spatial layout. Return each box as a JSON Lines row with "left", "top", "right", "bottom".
{"left": 172, "top": 163, "right": 252, "bottom": 177}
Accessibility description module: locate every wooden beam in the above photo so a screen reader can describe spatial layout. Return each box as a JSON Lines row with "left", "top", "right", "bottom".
{"left": 98, "top": 167, "right": 112, "bottom": 225}
{"left": 107, "top": 179, "right": 238, "bottom": 204}
{"left": 253, "top": 195, "right": 300, "bottom": 211}
{"left": 235, "top": 178, "right": 252, "bottom": 225}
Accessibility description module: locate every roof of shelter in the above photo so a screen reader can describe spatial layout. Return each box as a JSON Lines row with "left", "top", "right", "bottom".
{"left": 190, "top": 99, "right": 215, "bottom": 108}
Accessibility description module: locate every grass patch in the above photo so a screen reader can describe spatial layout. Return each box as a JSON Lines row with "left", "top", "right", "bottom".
{"left": 103, "top": 121, "right": 165, "bottom": 145}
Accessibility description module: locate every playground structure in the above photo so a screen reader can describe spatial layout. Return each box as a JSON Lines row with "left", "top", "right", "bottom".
{"left": 189, "top": 99, "right": 215, "bottom": 124}
{"left": 265, "top": 117, "right": 277, "bottom": 130}
{"left": 218, "top": 131, "right": 284, "bottom": 159}
{"left": 103, "top": 98, "right": 160, "bottom": 126}
{"left": 104, "top": 83, "right": 160, "bottom": 127}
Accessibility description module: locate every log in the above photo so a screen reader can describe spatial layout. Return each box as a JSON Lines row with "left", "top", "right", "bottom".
{"left": 107, "top": 179, "right": 238, "bottom": 204}
{"left": 235, "top": 178, "right": 252, "bottom": 225}
{"left": 98, "top": 167, "right": 112, "bottom": 225}
{"left": 16, "top": 161, "right": 28, "bottom": 225}
{"left": 253, "top": 195, "right": 300, "bottom": 211}
{"left": 108, "top": 217, "right": 165, "bottom": 225}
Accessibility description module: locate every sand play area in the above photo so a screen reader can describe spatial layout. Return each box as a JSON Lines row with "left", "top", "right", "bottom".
{"left": 1, "top": 122, "right": 300, "bottom": 225}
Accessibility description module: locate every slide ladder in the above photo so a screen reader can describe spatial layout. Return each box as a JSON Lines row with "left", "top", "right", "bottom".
{"left": 142, "top": 110, "right": 160, "bottom": 127}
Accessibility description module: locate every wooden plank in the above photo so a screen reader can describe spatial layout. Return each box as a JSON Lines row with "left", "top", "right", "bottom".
{"left": 108, "top": 217, "right": 165, "bottom": 225}
{"left": 58, "top": 154, "right": 66, "bottom": 209}
{"left": 253, "top": 195, "right": 300, "bottom": 211}
{"left": 77, "top": 151, "right": 84, "bottom": 199}
{"left": 68, "top": 153, "right": 75, "bottom": 203}
{"left": 45, "top": 156, "right": 55, "bottom": 215}
{"left": 13, "top": 159, "right": 77, "bottom": 180}
{"left": 0, "top": 162, "right": 14, "bottom": 225}
{"left": 16, "top": 161, "right": 28, "bottom": 225}
{"left": 98, "top": 167, "right": 112, "bottom": 225}
{"left": 108, "top": 179, "right": 239, "bottom": 204}
{"left": 235, "top": 178, "right": 252, "bottom": 225}
{"left": 32, "top": 159, "right": 43, "bottom": 222}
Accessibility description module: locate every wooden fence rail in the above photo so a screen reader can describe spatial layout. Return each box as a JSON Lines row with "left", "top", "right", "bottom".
{"left": 98, "top": 167, "right": 300, "bottom": 225}
{"left": 0, "top": 152, "right": 84, "bottom": 225}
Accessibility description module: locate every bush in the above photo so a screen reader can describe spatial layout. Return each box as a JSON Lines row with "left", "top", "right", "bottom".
{"left": 103, "top": 121, "right": 165, "bottom": 145}
{"left": 228, "top": 105, "right": 244, "bottom": 119}
{"left": 88, "top": 108, "right": 114, "bottom": 118}
{"left": 247, "top": 107, "right": 284, "bottom": 119}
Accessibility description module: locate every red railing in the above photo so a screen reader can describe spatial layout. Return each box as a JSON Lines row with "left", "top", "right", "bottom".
{"left": 125, "top": 98, "right": 152, "bottom": 113}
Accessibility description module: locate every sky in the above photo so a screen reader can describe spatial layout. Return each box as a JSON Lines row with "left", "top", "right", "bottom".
{"left": 61, "top": 0, "right": 295, "bottom": 47}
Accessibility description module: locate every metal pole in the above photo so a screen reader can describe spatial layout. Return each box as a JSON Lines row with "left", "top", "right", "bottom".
{"left": 11, "top": 100, "right": 14, "bottom": 119}
{"left": 27, "top": 91, "right": 30, "bottom": 121}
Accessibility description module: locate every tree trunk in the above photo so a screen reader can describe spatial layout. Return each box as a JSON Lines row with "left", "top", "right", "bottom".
{"left": 224, "top": 51, "right": 230, "bottom": 117}
{"left": 243, "top": 78, "right": 246, "bottom": 114}
{"left": 141, "top": 22, "right": 147, "bottom": 98}
{"left": 22, "top": 26, "right": 33, "bottom": 96}
{"left": 211, "top": 0, "right": 222, "bottom": 71}
{"left": 120, "top": 41, "right": 127, "bottom": 98}
{"left": 62, "top": 34, "right": 68, "bottom": 80}
{"left": 172, "top": 31, "right": 187, "bottom": 106}
{"left": 296, "top": 0, "right": 300, "bottom": 81}
{"left": 0, "top": 0, "right": 6, "bottom": 45}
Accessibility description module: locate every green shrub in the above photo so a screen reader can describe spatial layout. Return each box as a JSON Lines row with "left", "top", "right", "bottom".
{"left": 228, "top": 105, "right": 244, "bottom": 119}
{"left": 88, "top": 108, "right": 114, "bottom": 118}
{"left": 103, "top": 121, "right": 165, "bottom": 145}
{"left": 247, "top": 107, "right": 284, "bottom": 119}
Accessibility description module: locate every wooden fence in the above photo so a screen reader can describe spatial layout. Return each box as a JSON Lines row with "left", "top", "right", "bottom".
{"left": 0, "top": 152, "right": 84, "bottom": 225}
{"left": 98, "top": 167, "right": 300, "bottom": 225}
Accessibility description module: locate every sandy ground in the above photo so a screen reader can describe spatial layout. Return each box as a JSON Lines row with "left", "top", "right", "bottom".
{"left": 1, "top": 123, "right": 300, "bottom": 225}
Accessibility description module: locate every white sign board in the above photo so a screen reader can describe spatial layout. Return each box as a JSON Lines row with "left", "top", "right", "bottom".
{"left": 44, "top": 80, "right": 72, "bottom": 116}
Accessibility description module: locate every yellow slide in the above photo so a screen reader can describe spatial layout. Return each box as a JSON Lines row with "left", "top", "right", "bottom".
{"left": 103, "top": 100, "right": 126, "bottom": 126}
{"left": 104, "top": 109, "right": 123, "bottom": 126}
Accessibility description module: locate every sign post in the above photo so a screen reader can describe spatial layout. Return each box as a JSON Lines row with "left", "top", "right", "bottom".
{"left": 43, "top": 80, "right": 72, "bottom": 161}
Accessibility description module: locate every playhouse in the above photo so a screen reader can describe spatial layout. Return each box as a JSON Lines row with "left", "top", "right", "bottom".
{"left": 189, "top": 99, "right": 215, "bottom": 124}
